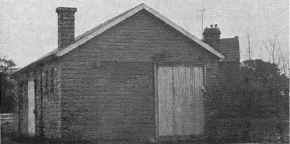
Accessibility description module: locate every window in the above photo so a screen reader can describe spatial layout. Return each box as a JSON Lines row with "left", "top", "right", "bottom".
{"left": 18, "top": 82, "right": 24, "bottom": 108}
{"left": 40, "top": 72, "right": 44, "bottom": 97}
{"left": 37, "top": 68, "right": 56, "bottom": 101}
{"left": 34, "top": 78, "right": 37, "bottom": 97}
{"left": 45, "top": 71, "right": 49, "bottom": 95}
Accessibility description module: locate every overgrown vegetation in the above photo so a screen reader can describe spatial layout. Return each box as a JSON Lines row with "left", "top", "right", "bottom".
{"left": 0, "top": 57, "right": 17, "bottom": 113}
{"left": 212, "top": 59, "right": 288, "bottom": 118}
{"left": 206, "top": 59, "right": 289, "bottom": 143}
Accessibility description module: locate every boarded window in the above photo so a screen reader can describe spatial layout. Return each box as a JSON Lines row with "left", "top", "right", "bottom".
{"left": 158, "top": 65, "right": 204, "bottom": 136}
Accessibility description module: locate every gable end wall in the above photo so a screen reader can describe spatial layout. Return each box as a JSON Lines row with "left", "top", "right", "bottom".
{"left": 59, "top": 10, "right": 220, "bottom": 142}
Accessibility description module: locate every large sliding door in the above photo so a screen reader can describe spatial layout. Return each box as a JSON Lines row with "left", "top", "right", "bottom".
{"left": 158, "top": 65, "right": 204, "bottom": 136}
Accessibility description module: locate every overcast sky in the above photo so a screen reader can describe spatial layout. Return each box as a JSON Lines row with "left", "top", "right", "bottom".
{"left": 0, "top": 0, "right": 288, "bottom": 67}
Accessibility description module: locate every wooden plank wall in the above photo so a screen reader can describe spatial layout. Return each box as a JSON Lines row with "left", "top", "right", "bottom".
{"left": 158, "top": 65, "right": 204, "bottom": 136}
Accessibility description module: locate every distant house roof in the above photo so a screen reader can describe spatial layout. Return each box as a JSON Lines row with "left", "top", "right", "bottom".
{"left": 219, "top": 37, "right": 240, "bottom": 62}
{"left": 14, "top": 3, "right": 224, "bottom": 75}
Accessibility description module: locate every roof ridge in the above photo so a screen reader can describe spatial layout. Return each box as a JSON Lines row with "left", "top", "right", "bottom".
{"left": 74, "top": 3, "right": 147, "bottom": 42}
{"left": 14, "top": 3, "right": 224, "bottom": 75}
{"left": 56, "top": 3, "right": 223, "bottom": 58}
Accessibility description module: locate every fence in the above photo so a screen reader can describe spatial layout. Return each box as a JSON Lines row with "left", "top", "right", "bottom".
{"left": 0, "top": 113, "right": 17, "bottom": 136}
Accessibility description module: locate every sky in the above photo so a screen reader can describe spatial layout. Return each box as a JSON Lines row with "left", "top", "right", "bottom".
{"left": 0, "top": 0, "right": 288, "bottom": 68}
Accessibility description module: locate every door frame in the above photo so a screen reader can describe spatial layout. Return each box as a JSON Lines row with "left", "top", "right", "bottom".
{"left": 154, "top": 63, "right": 206, "bottom": 141}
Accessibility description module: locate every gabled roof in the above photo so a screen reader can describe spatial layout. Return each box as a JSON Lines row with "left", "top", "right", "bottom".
{"left": 56, "top": 3, "right": 224, "bottom": 58}
{"left": 14, "top": 3, "right": 224, "bottom": 75}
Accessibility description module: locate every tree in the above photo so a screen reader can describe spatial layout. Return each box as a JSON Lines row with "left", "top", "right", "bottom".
{"left": 0, "top": 57, "right": 17, "bottom": 113}
{"left": 263, "top": 36, "right": 289, "bottom": 75}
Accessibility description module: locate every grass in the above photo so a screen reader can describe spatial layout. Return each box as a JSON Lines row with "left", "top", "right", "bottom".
{"left": 2, "top": 134, "right": 289, "bottom": 144}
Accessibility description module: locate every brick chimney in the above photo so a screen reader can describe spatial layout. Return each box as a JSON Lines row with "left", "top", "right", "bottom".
{"left": 202, "top": 24, "right": 221, "bottom": 50}
{"left": 56, "top": 7, "right": 77, "bottom": 49}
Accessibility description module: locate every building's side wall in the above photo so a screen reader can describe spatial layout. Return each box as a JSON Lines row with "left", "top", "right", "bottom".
{"left": 204, "top": 37, "right": 241, "bottom": 140}
{"left": 60, "top": 62, "right": 155, "bottom": 141}
{"left": 18, "top": 78, "right": 28, "bottom": 134}
{"left": 16, "top": 61, "right": 62, "bottom": 138}
{"left": 59, "top": 10, "right": 219, "bottom": 142}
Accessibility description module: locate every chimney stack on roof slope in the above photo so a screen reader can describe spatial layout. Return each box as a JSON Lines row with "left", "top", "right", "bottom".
{"left": 202, "top": 24, "right": 221, "bottom": 50}
{"left": 56, "top": 7, "right": 77, "bottom": 50}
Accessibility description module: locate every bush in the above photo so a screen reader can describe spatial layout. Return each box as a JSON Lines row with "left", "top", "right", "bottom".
{"left": 205, "top": 59, "right": 289, "bottom": 142}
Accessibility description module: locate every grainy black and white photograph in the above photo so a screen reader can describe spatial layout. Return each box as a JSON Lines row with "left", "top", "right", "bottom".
{"left": 0, "top": 0, "right": 289, "bottom": 144}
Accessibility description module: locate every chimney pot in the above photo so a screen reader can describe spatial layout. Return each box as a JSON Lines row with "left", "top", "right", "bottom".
{"left": 56, "top": 7, "right": 77, "bottom": 49}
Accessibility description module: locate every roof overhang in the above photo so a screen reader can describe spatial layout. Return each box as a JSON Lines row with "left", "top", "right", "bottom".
{"left": 14, "top": 3, "right": 224, "bottom": 75}
{"left": 56, "top": 3, "right": 224, "bottom": 59}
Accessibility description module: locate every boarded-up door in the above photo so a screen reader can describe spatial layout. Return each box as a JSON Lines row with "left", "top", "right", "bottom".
{"left": 158, "top": 65, "right": 204, "bottom": 136}
{"left": 27, "top": 80, "right": 36, "bottom": 136}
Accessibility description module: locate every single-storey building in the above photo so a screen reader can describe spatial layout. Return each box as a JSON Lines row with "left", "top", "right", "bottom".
{"left": 13, "top": 3, "right": 239, "bottom": 143}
